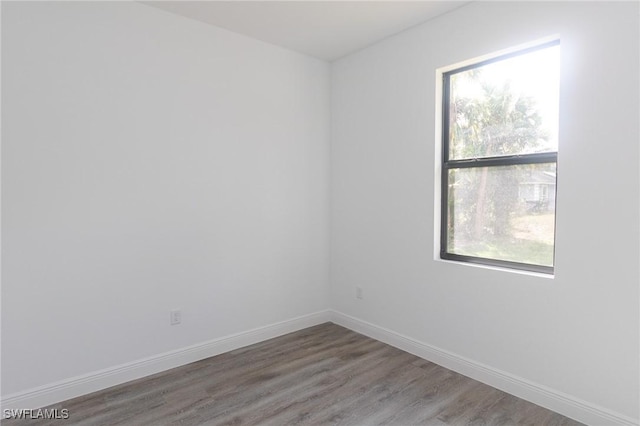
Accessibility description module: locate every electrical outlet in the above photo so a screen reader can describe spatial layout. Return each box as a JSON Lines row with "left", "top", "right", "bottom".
{"left": 170, "top": 309, "right": 182, "bottom": 325}
{"left": 356, "top": 286, "right": 363, "bottom": 299}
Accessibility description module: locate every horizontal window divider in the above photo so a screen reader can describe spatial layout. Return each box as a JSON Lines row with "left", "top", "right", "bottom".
{"left": 444, "top": 152, "right": 557, "bottom": 169}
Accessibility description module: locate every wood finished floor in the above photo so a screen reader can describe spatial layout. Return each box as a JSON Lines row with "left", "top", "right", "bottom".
{"left": 4, "top": 323, "right": 583, "bottom": 426}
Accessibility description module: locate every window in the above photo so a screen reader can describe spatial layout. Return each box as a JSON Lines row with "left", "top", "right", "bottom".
{"left": 441, "top": 41, "right": 560, "bottom": 274}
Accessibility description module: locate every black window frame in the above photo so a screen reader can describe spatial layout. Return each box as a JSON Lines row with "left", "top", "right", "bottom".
{"left": 440, "top": 41, "right": 559, "bottom": 275}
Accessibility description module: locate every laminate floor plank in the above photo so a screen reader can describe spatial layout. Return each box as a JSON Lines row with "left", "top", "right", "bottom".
{"left": 3, "top": 323, "right": 583, "bottom": 426}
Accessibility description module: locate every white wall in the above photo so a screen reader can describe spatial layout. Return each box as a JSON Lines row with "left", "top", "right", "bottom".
{"left": 331, "top": 1, "right": 639, "bottom": 423}
{"left": 3, "top": 1, "right": 639, "bottom": 423}
{"left": 2, "top": 1, "right": 329, "bottom": 396}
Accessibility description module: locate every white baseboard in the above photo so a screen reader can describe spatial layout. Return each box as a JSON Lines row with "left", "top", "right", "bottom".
{"left": 330, "top": 310, "right": 638, "bottom": 426}
{"left": 1, "top": 310, "right": 332, "bottom": 412}
{"left": 3, "top": 309, "right": 636, "bottom": 426}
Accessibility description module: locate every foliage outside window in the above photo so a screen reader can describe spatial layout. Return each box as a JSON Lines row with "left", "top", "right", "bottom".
{"left": 441, "top": 41, "right": 560, "bottom": 274}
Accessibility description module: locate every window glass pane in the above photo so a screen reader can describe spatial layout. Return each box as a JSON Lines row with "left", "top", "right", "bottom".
{"left": 448, "top": 45, "right": 560, "bottom": 160}
{"left": 447, "top": 163, "right": 556, "bottom": 267}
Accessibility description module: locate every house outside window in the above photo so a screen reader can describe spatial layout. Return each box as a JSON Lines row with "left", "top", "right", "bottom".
{"left": 440, "top": 41, "right": 560, "bottom": 274}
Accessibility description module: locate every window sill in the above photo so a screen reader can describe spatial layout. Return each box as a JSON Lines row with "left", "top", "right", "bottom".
{"left": 435, "top": 257, "right": 555, "bottom": 279}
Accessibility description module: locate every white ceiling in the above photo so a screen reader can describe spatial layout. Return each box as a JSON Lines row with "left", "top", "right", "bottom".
{"left": 142, "top": 1, "right": 470, "bottom": 62}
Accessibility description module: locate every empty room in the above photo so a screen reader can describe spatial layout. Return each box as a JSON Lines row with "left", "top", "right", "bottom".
{"left": 1, "top": 1, "right": 638, "bottom": 425}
